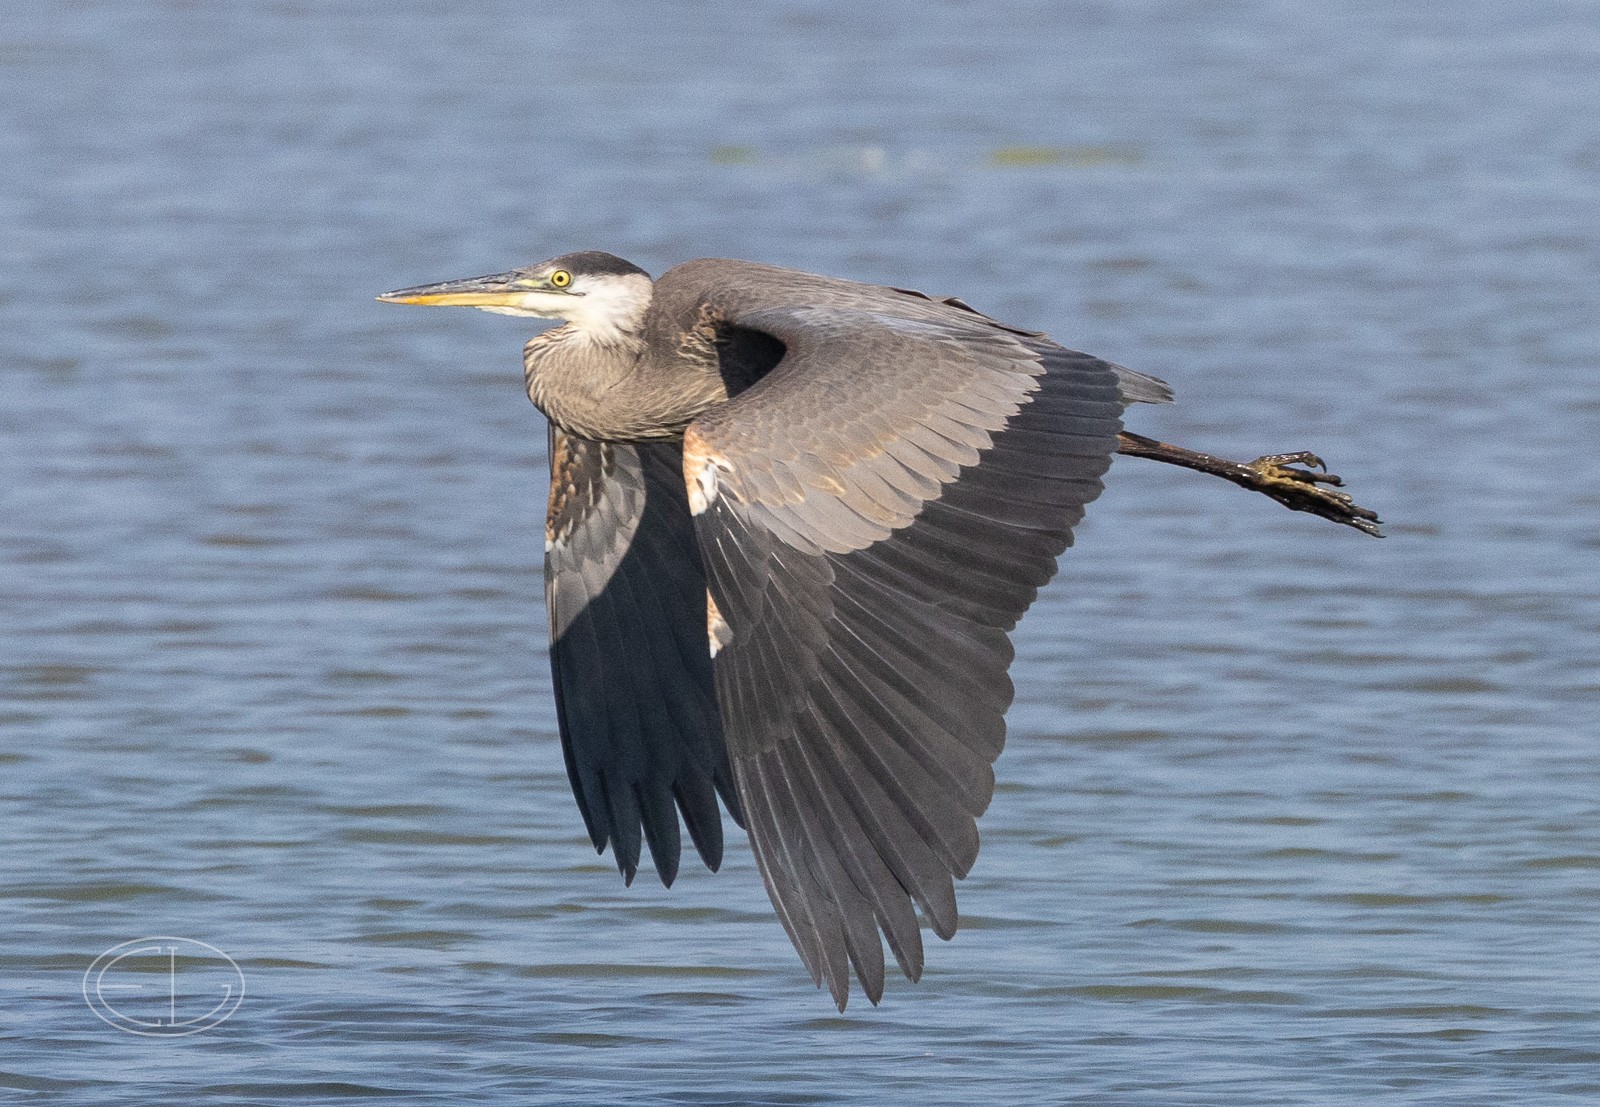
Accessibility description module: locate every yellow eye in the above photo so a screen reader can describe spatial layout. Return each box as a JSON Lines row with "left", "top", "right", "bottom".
{"left": 549, "top": 270, "right": 572, "bottom": 288}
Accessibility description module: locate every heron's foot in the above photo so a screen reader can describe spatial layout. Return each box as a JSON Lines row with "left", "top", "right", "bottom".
{"left": 1114, "top": 432, "right": 1385, "bottom": 536}
{"left": 1250, "top": 451, "right": 1326, "bottom": 475}
{"left": 1243, "top": 451, "right": 1383, "bottom": 536}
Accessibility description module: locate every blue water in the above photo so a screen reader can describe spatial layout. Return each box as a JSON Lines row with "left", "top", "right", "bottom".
{"left": 3, "top": 2, "right": 1598, "bottom": 1103}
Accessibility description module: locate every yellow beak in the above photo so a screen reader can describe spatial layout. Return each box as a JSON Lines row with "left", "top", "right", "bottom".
{"left": 377, "top": 270, "right": 554, "bottom": 308}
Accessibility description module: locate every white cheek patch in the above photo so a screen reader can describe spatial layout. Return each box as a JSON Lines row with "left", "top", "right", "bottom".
{"left": 563, "top": 274, "right": 653, "bottom": 341}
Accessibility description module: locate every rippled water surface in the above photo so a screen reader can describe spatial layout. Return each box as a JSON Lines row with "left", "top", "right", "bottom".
{"left": 4, "top": 2, "right": 1599, "bottom": 1103}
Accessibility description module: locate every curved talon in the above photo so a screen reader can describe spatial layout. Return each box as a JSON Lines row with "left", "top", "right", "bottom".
{"left": 1249, "top": 451, "right": 1325, "bottom": 472}
{"left": 1247, "top": 451, "right": 1347, "bottom": 489}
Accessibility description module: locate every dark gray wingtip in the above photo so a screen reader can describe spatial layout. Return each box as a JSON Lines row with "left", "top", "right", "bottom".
{"left": 1109, "top": 362, "right": 1175, "bottom": 405}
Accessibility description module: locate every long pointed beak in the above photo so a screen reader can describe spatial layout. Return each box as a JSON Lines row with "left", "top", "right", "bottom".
{"left": 377, "top": 270, "right": 539, "bottom": 308}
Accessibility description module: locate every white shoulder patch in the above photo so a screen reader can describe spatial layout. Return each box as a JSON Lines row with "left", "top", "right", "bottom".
{"left": 706, "top": 589, "right": 732, "bottom": 657}
{"left": 682, "top": 427, "right": 732, "bottom": 516}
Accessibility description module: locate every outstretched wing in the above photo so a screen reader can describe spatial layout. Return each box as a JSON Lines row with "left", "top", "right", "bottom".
{"left": 544, "top": 427, "right": 741, "bottom": 887}
{"left": 668, "top": 260, "right": 1125, "bottom": 1008}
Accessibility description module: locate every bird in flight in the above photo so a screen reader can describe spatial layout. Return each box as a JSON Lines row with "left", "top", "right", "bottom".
{"left": 379, "top": 252, "right": 1380, "bottom": 1009}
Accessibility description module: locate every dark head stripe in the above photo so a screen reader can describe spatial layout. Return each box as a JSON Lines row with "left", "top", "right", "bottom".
{"left": 547, "top": 251, "right": 652, "bottom": 279}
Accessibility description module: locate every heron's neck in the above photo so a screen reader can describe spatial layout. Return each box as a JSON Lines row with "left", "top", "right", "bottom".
{"left": 529, "top": 321, "right": 726, "bottom": 441}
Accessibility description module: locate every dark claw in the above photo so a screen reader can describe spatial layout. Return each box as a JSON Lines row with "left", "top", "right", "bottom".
{"left": 1249, "top": 451, "right": 1326, "bottom": 472}
{"left": 1243, "top": 453, "right": 1383, "bottom": 536}
{"left": 1249, "top": 452, "right": 1344, "bottom": 486}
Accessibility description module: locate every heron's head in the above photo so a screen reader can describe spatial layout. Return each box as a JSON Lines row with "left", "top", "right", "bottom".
{"left": 379, "top": 251, "right": 654, "bottom": 338}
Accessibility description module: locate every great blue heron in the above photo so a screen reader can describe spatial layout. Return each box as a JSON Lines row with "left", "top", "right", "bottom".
{"left": 378, "top": 252, "right": 1381, "bottom": 1009}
